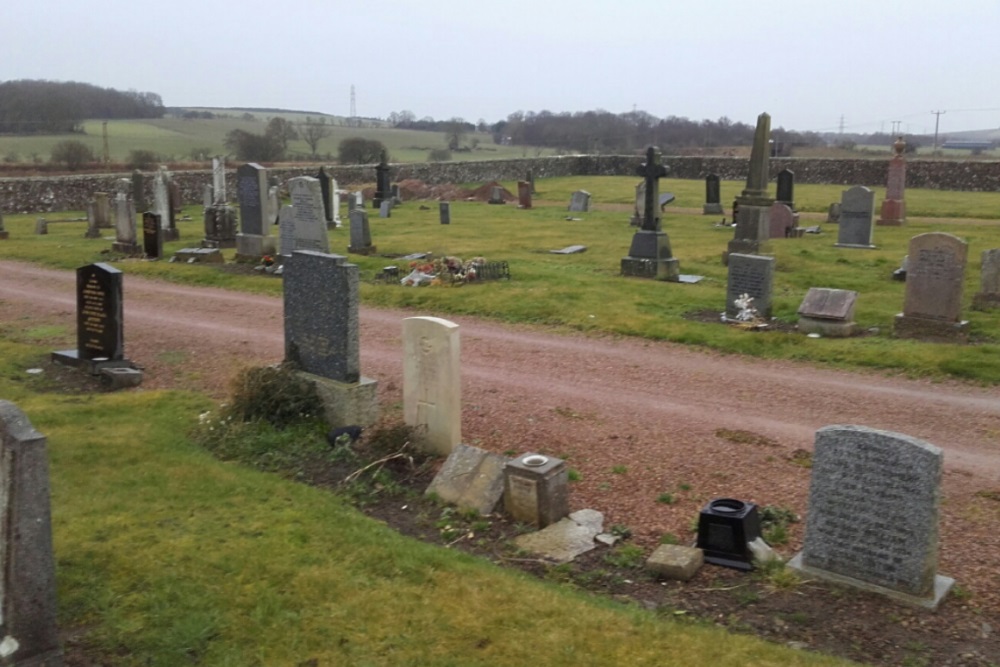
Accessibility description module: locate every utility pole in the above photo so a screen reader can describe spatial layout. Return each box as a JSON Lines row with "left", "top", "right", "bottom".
{"left": 350, "top": 85, "right": 357, "bottom": 127}
{"left": 838, "top": 115, "right": 845, "bottom": 134}
{"left": 931, "top": 110, "right": 946, "bottom": 155}
{"left": 890, "top": 120, "right": 901, "bottom": 135}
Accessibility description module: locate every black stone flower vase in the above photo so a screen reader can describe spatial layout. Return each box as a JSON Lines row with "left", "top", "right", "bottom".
{"left": 696, "top": 498, "right": 762, "bottom": 571}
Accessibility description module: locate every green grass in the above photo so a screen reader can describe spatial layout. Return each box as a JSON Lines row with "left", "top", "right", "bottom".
{"left": 6, "top": 175, "right": 1000, "bottom": 383}
{"left": 0, "top": 337, "right": 852, "bottom": 666}
{"left": 0, "top": 117, "right": 559, "bottom": 165}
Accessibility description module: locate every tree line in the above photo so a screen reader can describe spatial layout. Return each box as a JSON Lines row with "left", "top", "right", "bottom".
{"left": 0, "top": 80, "right": 164, "bottom": 134}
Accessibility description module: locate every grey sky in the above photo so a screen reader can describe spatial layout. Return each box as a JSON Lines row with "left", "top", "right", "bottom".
{"left": 4, "top": 0, "right": 999, "bottom": 134}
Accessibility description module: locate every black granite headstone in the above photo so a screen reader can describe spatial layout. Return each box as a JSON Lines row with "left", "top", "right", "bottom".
{"left": 776, "top": 168, "right": 795, "bottom": 206}
{"left": 317, "top": 166, "right": 333, "bottom": 223}
{"left": 76, "top": 263, "right": 124, "bottom": 361}
{"left": 237, "top": 163, "right": 266, "bottom": 235}
{"left": 142, "top": 212, "right": 163, "bottom": 259}
{"left": 373, "top": 151, "right": 391, "bottom": 208}
{"left": 439, "top": 201, "right": 451, "bottom": 225}
{"left": 131, "top": 170, "right": 146, "bottom": 213}
{"left": 705, "top": 173, "right": 721, "bottom": 205}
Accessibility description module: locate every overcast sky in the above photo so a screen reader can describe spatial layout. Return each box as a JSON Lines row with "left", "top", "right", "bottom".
{"left": 4, "top": 0, "right": 998, "bottom": 134}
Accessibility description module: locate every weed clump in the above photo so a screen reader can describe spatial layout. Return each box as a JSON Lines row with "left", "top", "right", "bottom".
{"left": 224, "top": 364, "right": 323, "bottom": 429}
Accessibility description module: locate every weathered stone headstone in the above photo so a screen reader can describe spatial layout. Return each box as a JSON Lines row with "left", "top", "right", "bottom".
{"left": 35, "top": 217, "right": 48, "bottom": 235}
{"left": 142, "top": 212, "right": 163, "bottom": 260}
{"left": 378, "top": 200, "right": 392, "bottom": 218}
{"left": 439, "top": 201, "right": 451, "bottom": 225}
{"left": 797, "top": 288, "right": 858, "bottom": 337}
{"left": 568, "top": 190, "right": 590, "bottom": 212}
{"left": 517, "top": 181, "right": 532, "bottom": 208}
{"left": 235, "top": 163, "right": 276, "bottom": 260}
{"left": 776, "top": 168, "right": 795, "bottom": 209}
{"left": 94, "top": 191, "right": 111, "bottom": 228}
{"left": 504, "top": 453, "right": 570, "bottom": 528}
{"left": 703, "top": 173, "right": 723, "bottom": 214}
{"left": 373, "top": 151, "right": 391, "bottom": 208}
{"left": 283, "top": 250, "right": 378, "bottom": 426}
{"left": 278, "top": 205, "right": 296, "bottom": 256}
{"left": 84, "top": 201, "right": 100, "bottom": 238}
{"left": 331, "top": 180, "right": 342, "bottom": 227}
{"left": 201, "top": 205, "right": 237, "bottom": 249}
{"left": 0, "top": 401, "right": 62, "bottom": 666}
{"left": 789, "top": 425, "right": 954, "bottom": 609}
{"left": 727, "top": 113, "right": 774, "bottom": 257}
{"left": 348, "top": 209, "right": 375, "bottom": 255}
{"left": 112, "top": 188, "right": 140, "bottom": 254}
{"left": 630, "top": 180, "right": 646, "bottom": 226}
{"left": 767, "top": 202, "right": 795, "bottom": 239}
{"left": 287, "top": 177, "right": 330, "bottom": 253}
{"left": 827, "top": 202, "right": 841, "bottom": 224}
{"left": 203, "top": 183, "right": 213, "bottom": 209}
{"left": 425, "top": 444, "right": 507, "bottom": 516}
{"left": 527, "top": 169, "right": 536, "bottom": 194}
{"left": 725, "top": 253, "right": 775, "bottom": 319}
{"left": 972, "top": 248, "right": 1000, "bottom": 310}
{"left": 131, "top": 169, "right": 146, "bottom": 213}
{"left": 487, "top": 185, "right": 505, "bottom": 205}
{"left": 621, "top": 146, "right": 679, "bottom": 281}
{"left": 403, "top": 316, "right": 461, "bottom": 455}
{"left": 390, "top": 183, "right": 402, "bottom": 206}
{"left": 267, "top": 184, "right": 280, "bottom": 227}
{"left": 835, "top": 186, "right": 876, "bottom": 248}
{"left": 211, "top": 155, "right": 227, "bottom": 204}
{"left": 894, "top": 232, "right": 969, "bottom": 339}
{"left": 878, "top": 137, "right": 907, "bottom": 226}
{"left": 152, "top": 167, "right": 179, "bottom": 242}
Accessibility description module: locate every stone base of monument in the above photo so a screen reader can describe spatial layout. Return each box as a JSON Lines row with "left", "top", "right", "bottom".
{"left": 893, "top": 314, "right": 969, "bottom": 341}
{"left": 787, "top": 553, "right": 954, "bottom": 610}
{"left": 797, "top": 316, "right": 857, "bottom": 338}
{"left": 877, "top": 199, "right": 906, "bottom": 226}
{"left": 620, "top": 257, "right": 680, "bottom": 281}
{"left": 347, "top": 245, "right": 377, "bottom": 256}
{"left": 171, "top": 248, "right": 224, "bottom": 264}
{"left": 972, "top": 292, "right": 1000, "bottom": 310}
{"left": 235, "top": 233, "right": 276, "bottom": 262}
{"left": 51, "top": 349, "right": 136, "bottom": 376}
{"left": 703, "top": 203, "right": 724, "bottom": 215}
{"left": 646, "top": 544, "right": 703, "bottom": 581}
{"left": 200, "top": 238, "right": 236, "bottom": 249}
{"left": 162, "top": 228, "right": 181, "bottom": 242}
{"left": 84, "top": 228, "right": 101, "bottom": 239}
{"left": 111, "top": 241, "right": 143, "bottom": 255}
{"left": 100, "top": 366, "right": 144, "bottom": 390}
{"left": 298, "top": 371, "right": 379, "bottom": 428}
{"left": 834, "top": 242, "right": 877, "bottom": 250}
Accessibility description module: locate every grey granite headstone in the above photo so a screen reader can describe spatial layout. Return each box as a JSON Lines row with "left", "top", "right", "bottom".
{"left": 703, "top": 173, "right": 723, "bottom": 214}
{"left": 237, "top": 163, "right": 268, "bottom": 236}
{"left": 288, "top": 177, "right": 329, "bottom": 253}
{"left": 895, "top": 233, "right": 969, "bottom": 339}
{"left": 84, "top": 201, "right": 100, "bottom": 238}
{"left": 94, "top": 192, "right": 111, "bottom": 228}
{"left": 425, "top": 444, "right": 507, "bottom": 516}
{"left": 379, "top": 200, "right": 391, "bottom": 218}
{"left": 725, "top": 253, "right": 775, "bottom": 319}
{"left": 836, "top": 186, "right": 876, "bottom": 248}
{"left": 152, "top": 167, "right": 172, "bottom": 233}
{"left": 789, "top": 425, "right": 953, "bottom": 609}
{"left": 568, "top": 190, "right": 590, "bottom": 212}
{"left": 211, "top": 156, "right": 227, "bottom": 204}
{"left": 348, "top": 209, "right": 375, "bottom": 255}
{"left": 283, "top": 250, "right": 359, "bottom": 383}
{"left": 439, "top": 201, "right": 451, "bottom": 225}
{"left": 0, "top": 401, "right": 62, "bottom": 666}
{"left": 278, "top": 205, "right": 296, "bottom": 256}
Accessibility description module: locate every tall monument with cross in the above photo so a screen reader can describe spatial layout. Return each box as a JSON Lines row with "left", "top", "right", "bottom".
{"left": 620, "top": 146, "right": 680, "bottom": 281}
{"left": 727, "top": 112, "right": 775, "bottom": 260}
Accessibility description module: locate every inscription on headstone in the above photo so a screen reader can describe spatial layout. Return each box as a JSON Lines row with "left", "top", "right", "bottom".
{"left": 901, "top": 233, "right": 967, "bottom": 322}
{"left": 403, "top": 316, "right": 461, "bottom": 455}
{"left": 288, "top": 177, "right": 330, "bottom": 253}
{"left": 76, "top": 263, "right": 124, "bottom": 361}
{"left": 142, "top": 212, "right": 163, "bottom": 259}
{"left": 237, "top": 163, "right": 268, "bottom": 236}
{"left": 725, "top": 254, "right": 775, "bottom": 319}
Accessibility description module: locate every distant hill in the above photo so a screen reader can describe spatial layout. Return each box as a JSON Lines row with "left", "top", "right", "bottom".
{"left": 942, "top": 127, "right": 1000, "bottom": 142}
{"left": 0, "top": 79, "right": 164, "bottom": 134}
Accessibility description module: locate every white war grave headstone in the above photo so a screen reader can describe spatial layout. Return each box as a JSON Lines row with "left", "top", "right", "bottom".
{"left": 403, "top": 316, "right": 461, "bottom": 455}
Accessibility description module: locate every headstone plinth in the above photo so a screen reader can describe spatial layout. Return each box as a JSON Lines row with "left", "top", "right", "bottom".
{"left": 621, "top": 231, "right": 680, "bottom": 281}
{"left": 878, "top": 198, "right": 906, "bottom": 227}
{"left": 504, "top": 453, "right": 569, "bottom": 528}
{"left": 788, "top": 425, "right": 954, "bottom": 610}
{"left": 235, "top": 233, "right": 277, "bottom": 262}
{"left": 696, "top": 498, "right": 762, "bottom": 571}
{"left": 299, "top": 371, "right": 379, "bottom": 429}
{"left": 894, "top": 232, "right": 969, "bottom": 341}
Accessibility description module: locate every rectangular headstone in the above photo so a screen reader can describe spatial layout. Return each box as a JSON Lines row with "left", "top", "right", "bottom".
{"left": 379, "top": 200, "right": 391, "bottom": 218}
{"left": 836, "top": 186, "right": 876, "bottom": 248}
{"left": 568, "top": 190, "right": 590, "bottom": 212}
{"left": 84, "top": 201, "right": 100, "bottom": 238}
{"left": 317, "top": 166, "right": 334, "bottom": 224}
{"left": 768, "top": 202, "right": 795, "bottom": 239}
{"left": 237, "top": 163, "right": 268, "bottom": 235}
{"left": 211, "top": 156, "right": 226, "bottom": 204}
{"left": 776, "top": 168, "right": 794, "bottom": 206}
{"left": 973, "top": 248, "right": 1000, "bottom": 309}
{"left": 902, "top": 232, "right": 967, "bottom": 321}
{"left": 288, "top": 177, "right": 330, "bottom": 253}
{"left": 76, "top": 263, "right": 124, "bottom": 361}
{"left": 152, "top": 168, "right": 172, "bottom": 232}
{"left": 283, "top": 250, "right": 359, "bottom": 383}
{"left": 94, "top": 192, "right": 111, "bottom": 227}
{"left": 131, "top": 169, "right": 146, "bottom": 213}
{"left": 439, "top": 201, "right": 451, "bottom": 225}
{"left": 348, "top": 209, "right": 374, "bottom": 254}
{"left": 278, "top": 205, "right": 296, "bottom": 256}
{"left": 114, "top": 193, "right": 136, "bottom": 245}
{"left": 791, "top": 425, "right": 953, "bottom": 608}
{"left": 142, "top": 212, "right": 163, "bottom": 259}
{"left": 403, "top": 316, "right": 461, "bottom": 455}
{"left": 725, "top": 254, "right": 775, "bottom": 319}
{"left": 517, "top": 181, "right": 532, "bottom": 208}
{"left": 0, "top": 401, "right": 62, "bottom": 665}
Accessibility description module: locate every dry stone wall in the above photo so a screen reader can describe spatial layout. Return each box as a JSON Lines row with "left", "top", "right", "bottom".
{"left": 2, "top": 156, "right": 999, "bottom": 214}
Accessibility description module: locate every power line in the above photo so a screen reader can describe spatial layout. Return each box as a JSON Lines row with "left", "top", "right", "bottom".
{"left": 931, "top": 110, "right": 946, "bottom": 154}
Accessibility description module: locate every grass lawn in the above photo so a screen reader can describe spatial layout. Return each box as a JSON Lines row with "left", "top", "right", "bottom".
{"left": 0, "top": 337, "right": 854, "bottom": 666}
{"left": 5, "top": 176, "right": 1000, "bottom": 383}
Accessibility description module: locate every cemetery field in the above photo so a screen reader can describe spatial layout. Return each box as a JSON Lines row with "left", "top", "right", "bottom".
{"left": 0, "top": 338, "right": 853, "bottom": 667}
{"left": 0, "top": 117, "right": 554, "bottom": 165}
{"left": 6, "top": 176, "right": 1000, "bottom": 383}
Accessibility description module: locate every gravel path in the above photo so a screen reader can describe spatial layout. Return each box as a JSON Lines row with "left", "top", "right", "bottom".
{"left": 2, "top": 259, "right": 998, "bottom": 613}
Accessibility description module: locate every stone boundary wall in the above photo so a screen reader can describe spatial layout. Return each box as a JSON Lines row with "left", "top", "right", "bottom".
{"left": 2, "top": 155, "right": 999, "bottom": 214}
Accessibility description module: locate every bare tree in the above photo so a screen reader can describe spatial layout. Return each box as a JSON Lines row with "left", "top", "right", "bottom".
{"left": 300, "top": 117, "right": 332, "bottom": 157}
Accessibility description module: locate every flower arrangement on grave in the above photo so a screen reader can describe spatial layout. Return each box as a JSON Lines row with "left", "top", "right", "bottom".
{"left": 401, "top": 255, "right": 487, "bottom": 287}
{"left": 261, "top": 254, "right": 275, "bottom": 267}
{"left": 730, "top": 293, "right": 766, "bottom": 329}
